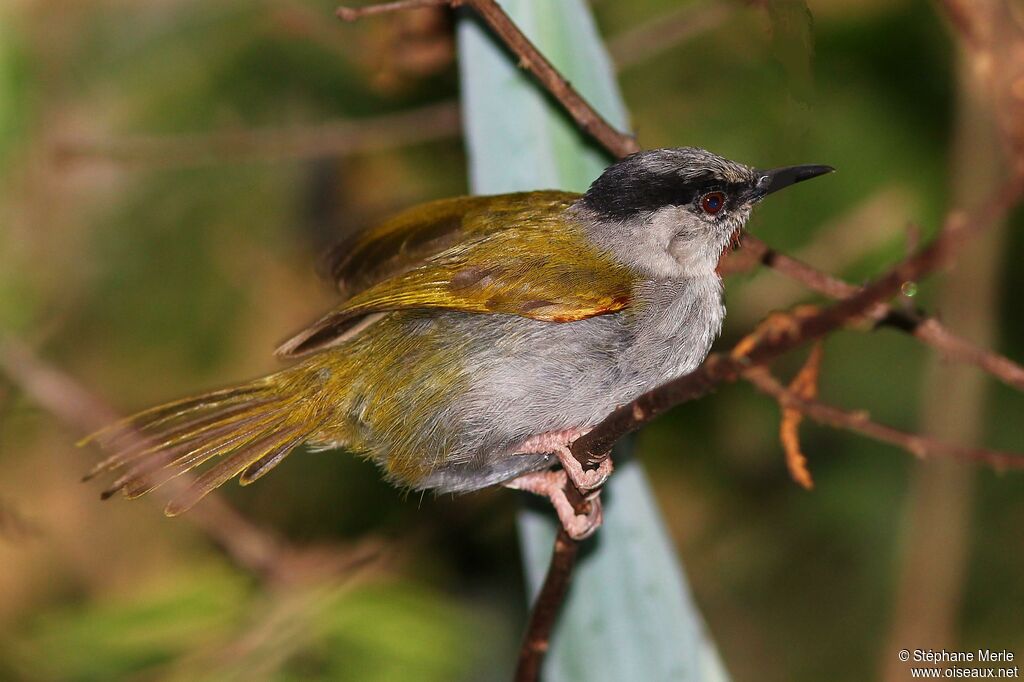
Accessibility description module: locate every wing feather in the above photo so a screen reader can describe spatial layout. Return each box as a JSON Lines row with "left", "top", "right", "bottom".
{"left": 281, "top": 191, "right": 632, "bottom": 358}
{"left": 326, "top": 191, "right": 580, "bottom": 296}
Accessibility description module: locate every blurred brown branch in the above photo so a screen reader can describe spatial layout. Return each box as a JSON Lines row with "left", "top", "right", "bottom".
{"left": 0, "top": 496, "right": 44, "bottom": 543}
{"left": 0, "top": 338, "right": 383, "bottom": 585}
{"left": 337, "top": 0, "right": 449, "bottom": 20}
{"left": 58, "top": 1, "right": 736, "bottom": 173}
{"left": 53, "top": 101, "right": 460, "bottom": 169}
{"left": 882, "top": 4, "right": 1021, "bottom": 674}
{"left": 936, "top": 0, "right": 1024, "bottom": 168}
{"left": 338, "top": 0, "right": 640, "bottom": 158}
{"left": 608, "top": 0, "right": 736, "bottom": 70}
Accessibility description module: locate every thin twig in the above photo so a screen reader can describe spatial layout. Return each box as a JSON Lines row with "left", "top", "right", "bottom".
{"left": 935, "top": 0, "right": 982, "bottom": 48}
{"left": 0, "top": 338, "right": 289, "bottom": 580}
{"left": 336, "top": 0, "right": 449, "bottom": 22}
{"left": 725, "top": 234, "right": 1024, "bottom": 392}
{"left": 743, "top": 367, "right": 1024, "bottom": 471}
{"left": 779, "top": 343, "right": 822, "bottom": 489}
{"left": 572, "top": 175, "right": 1024, "bottom": 466}
{"left": 514, "top": 529, "right": 581, "bottom": 682}
{"left": 608, "top": 0, "right": 736, "bottom": 70}
{"left": 338, "top": 0, "right": 641, "bottom": 158}
{"left": 54, "top": 101, "right": 460, "bottom": 169}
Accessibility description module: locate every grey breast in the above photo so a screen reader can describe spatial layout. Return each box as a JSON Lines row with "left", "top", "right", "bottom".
{"left": 415, "top": 273, "right": 724, "bottom": 493}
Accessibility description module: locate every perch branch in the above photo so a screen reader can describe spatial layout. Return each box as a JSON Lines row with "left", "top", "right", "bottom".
{"left": 722, "top": 234, "right": 1024, "bottom": 392}
{"left": 572, "top": 174, "right": 1024, "bottom": 466}
{"left": 514, "top": 529, "right": 581, "bottom": 682}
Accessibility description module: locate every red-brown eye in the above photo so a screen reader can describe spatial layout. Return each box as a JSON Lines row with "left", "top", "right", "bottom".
{"left": 701, "top": 192, "right": 726, "bottom": 215}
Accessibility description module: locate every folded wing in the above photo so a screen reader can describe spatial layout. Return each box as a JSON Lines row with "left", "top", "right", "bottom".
{"left": 279, "top": 191, "right": 632, "bottom": 357}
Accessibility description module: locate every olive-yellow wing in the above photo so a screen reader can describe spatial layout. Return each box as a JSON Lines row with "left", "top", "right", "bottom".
{"left": 278, "top": 191, "right": 632, "bottom": 357}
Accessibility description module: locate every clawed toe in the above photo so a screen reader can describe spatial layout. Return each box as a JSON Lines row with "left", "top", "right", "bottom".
{"left": 576, "top": 456, "right": 613, "bottom": 491}
{"left": 562, "top": 495, "right": 602, "bottom": 540}
{"left": 504, "top": 469, "right": 604, "bottom": 540}
{"left": 556, "top": 447, "right": 613, "bottom": 494}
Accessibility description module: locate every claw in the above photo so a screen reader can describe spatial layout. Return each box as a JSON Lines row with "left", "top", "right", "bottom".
{"left": 504, "top": 469, "right": 604, "bottom": 540}
{"left": 510, "top": 428, "right": 613, "bottom": 494}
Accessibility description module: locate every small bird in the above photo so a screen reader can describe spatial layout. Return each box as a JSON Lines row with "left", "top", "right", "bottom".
{"left": 84, "top": 148, "right": 832, "bottom": 539}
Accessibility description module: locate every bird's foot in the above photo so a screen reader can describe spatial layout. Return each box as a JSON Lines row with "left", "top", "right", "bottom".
{"left": 556, "top": 446, "right": 612, "bottom": 493}
{"left": 504, "top": 469, "right": 603, "bottom": 540}
{"left": 513, "top": 428, "right": 613, "bottom": 494}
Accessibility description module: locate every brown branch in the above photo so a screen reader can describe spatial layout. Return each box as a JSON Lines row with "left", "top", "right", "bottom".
{"left": 780, "top": 343, "right": 822, "bottom": 489}
{"left": 0, "top": 496, "right": 44, "bottom": 543}
{"left": 514, "top": 528, "right": 581, "bottom": 682}
{"left": 572, "top": 175, "right": 1024, "bottom": 467}
{"left": 338, "top": 0, "right": 641, "bottom": 158}
{"left": 935, "top": 0, "right": 983, "bottom": 49}
{"left": 337, "top": 0, "right": 449, "bottom": 21}
{"left": 54, "top": 101, "right": 460, "bottom": 169}
{"left": 724, "top": 233, "right": 1024, "bottom": 392}
{"left": 743, "top": 367, "right": 1024, "bottom": 472}
{"left": 0, "top": 338, "right": 291, "bottom": 580}
{"left": 608, "top": 0, "right": 735, "bottom": 70}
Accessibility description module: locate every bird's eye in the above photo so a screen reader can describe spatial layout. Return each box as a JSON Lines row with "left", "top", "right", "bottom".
{"left": 701, "top": 192, "right": 726, "bottom": 215}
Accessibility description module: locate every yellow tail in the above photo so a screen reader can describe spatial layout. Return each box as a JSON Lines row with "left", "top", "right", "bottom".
{"left": 81, "top": 374, "right": 321, "bottom": 516}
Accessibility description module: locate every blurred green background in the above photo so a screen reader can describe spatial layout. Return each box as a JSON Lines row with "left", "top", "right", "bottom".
{"left": 0, "top": 0, "right": 1022, "bottom": 680}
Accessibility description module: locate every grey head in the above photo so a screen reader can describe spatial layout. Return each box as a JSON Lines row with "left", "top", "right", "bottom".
{"left": 574, "top": 147, "right": 833, "bottom": 279}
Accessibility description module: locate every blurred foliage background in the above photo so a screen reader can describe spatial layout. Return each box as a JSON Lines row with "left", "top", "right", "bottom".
{"left": 0, "top": 0, "right": 1022, "bottom": 680}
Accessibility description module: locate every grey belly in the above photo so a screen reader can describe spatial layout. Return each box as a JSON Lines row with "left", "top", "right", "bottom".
{"left": 410, "top": 313, "right": 624, "bottom": 492}
{"left": 406, "top": 279, "right": 723, "bottom": 493}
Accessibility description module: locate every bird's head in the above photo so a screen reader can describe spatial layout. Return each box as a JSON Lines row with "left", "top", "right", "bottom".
{"left": 577, "top": 147, "right": 833, "bottom": 278}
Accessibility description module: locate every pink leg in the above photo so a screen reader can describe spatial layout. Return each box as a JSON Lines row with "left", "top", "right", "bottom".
{"left": 512, "top": 429, "right": 613, "bottom": 493}
{"left": 504, "top": 469, "right": 603, "bottom": 540}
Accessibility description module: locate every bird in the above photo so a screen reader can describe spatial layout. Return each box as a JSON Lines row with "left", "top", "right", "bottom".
{"left": 82, "top": 147, "right": 833, "bottom": 539}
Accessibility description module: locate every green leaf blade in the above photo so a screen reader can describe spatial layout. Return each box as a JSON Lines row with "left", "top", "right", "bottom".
{"left": 458, "top": 1, "right": 731, "bottom": 679}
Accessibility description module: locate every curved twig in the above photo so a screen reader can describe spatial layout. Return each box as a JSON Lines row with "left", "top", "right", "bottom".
{"left": 744, "top": 366, "right": 1024, "bottom": 471}
{"left": 514, "top": 529, "right": 581, "bottom": 681}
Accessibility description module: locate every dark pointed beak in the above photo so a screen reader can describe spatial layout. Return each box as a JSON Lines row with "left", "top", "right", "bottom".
{"left": 753, "top": 164, "right": 834, "bottom": 200}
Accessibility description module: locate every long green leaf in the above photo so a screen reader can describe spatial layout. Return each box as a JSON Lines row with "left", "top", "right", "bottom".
{"left": 457, "top": 1, "right": 730, "bottom": 679}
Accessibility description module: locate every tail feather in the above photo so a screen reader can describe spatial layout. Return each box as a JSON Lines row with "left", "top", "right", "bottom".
{"left": 83, "top": 377, "right": 322, "bottom": 515}
{"left": 165, "top": 426, "right": 308, "bottom": 516}
{"left": 239, "top": 432, "right": 307, "bottom": 485}
{"left": 82, "top": 383, "right": 271, "bottom": 448}
{"left": 84, "top": 400, "right": 278, "bottom": 480}
{"left": 110, "top": 414, "right": 281, "bottom": 500}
